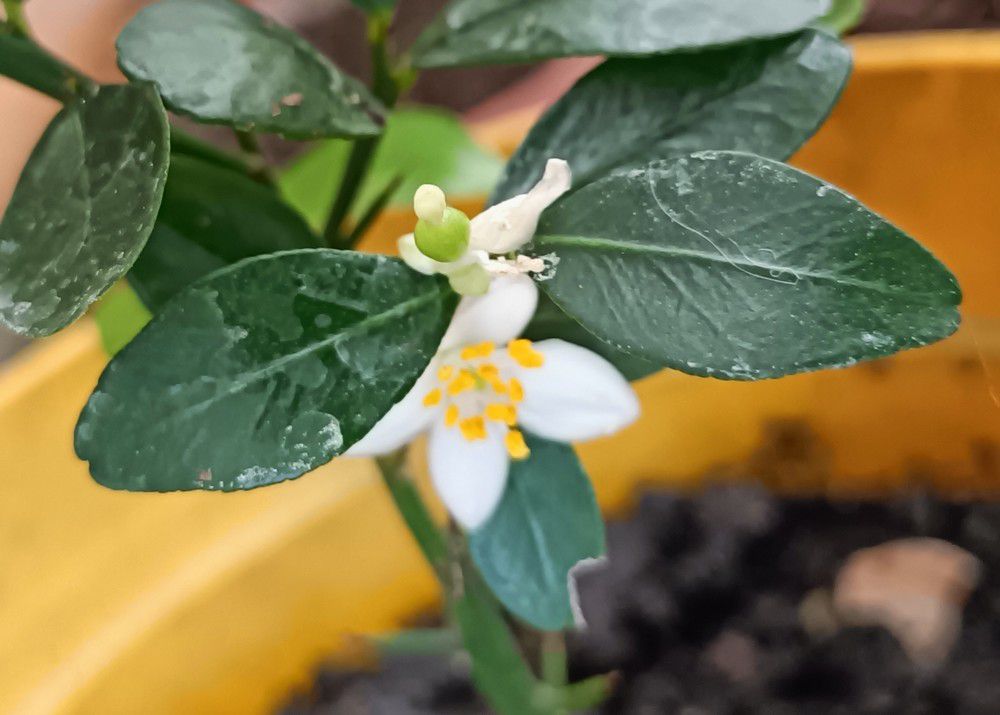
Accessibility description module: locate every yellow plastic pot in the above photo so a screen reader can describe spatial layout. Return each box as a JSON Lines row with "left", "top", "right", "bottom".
{"left": 2, "top": 31, "right": 1000, "bottom": 715}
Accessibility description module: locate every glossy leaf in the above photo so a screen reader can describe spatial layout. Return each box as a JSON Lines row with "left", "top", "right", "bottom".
{"left": 412, "top": 0, "right": 830, "bottom": 68}
{"left": 116, "top": 0, "right": 383, "bottom": 138}
{"left": 529, "top": 151, "right": 961, "bottom": 380}
{"left": 280, "top": 106, "right": 502, "bottom": 232}
{"left": 470, "top": 435, "right": 604, "bottom": 630}
{"left": 76, "top": 250, "right": 457, "bottom": 492}
{"left": 93, "top": 283, "right": 152, "bottom": 357}
{"left": 523, "top": 294, "right": 658, "bottom": 382}
{"left": 0, "top": 83, "right": 169, "bottom": 337}
{"left": 130, "top": 155, "right": 320, "bottom": 311}
{"left": 493, "top": 30, "right": 851, "bottom": 202}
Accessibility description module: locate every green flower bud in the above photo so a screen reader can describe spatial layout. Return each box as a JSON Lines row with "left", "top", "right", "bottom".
{"left": 414, "top": 207, "right": 471, "bottom": 262}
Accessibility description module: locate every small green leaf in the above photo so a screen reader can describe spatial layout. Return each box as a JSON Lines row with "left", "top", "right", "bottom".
{"left": 280, "top": 106, "right": 503, "bottom": 231}
{"left": 493, "top": 30, "right": 851, "bottom": 202}
{"left": 0, "top": 83, "right": 169, "bottom": 337}
{"left": 529, "top": 151, "right": 961, "bottom": 380}
{"left": 116, "top": 0, "right": 383, "bottom": 138}
{"left": 413, "top": 0, "right": 830, "bottom": 68}
{"left": 75, "top": 250, "right": 457, "bottom": 492}
{"left": 130, "top": 155, "right": 319, "bottom": 311}
{"left": 93, "top": 283, "right": 152, "bottom": 356}
{"left": 470, "top": 435, "right": 605, "bottom": 631}
{"left": 817, "top": 0, "right": 866, "bottom": 34}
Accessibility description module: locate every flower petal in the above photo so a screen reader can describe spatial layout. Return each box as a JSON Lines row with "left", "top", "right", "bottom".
{"left": 517, "top": 339, "right": 640, "bottom": 443}
{"left": 345, "top": 363, "right": 437, "bottom": 457}
{"left": 428, "top": 420, "right": 510, "bottom": 530}
{"left": 441, "top": 274, "right": 538, "bottom": 350}
{"left": 397, "top": 234, "right": 438, "bottom": 275}
{"left": 470, "top": 158, "right": 572, "bottom": 254}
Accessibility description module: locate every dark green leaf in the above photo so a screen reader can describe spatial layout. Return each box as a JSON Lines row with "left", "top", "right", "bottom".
{"left": 279, "top": 106, "right": 502, "bottom": 232}
{"left": 412, "top": 0, "right": 830, "bottom": 68}
{"left": 493, "top": 30, "right": 851, "bottom": 202}
{"left": 0, "top": 33, "right": 87, "bottom": 101}
{"left": 470, "top": 435, "right": 605, "bottom": 630}
{"left": 75, "top": 250, "right": 457, "bottom": 492}
{"left": 116, "top": 0, "right": 383, "bottom": 138}
{"left": 93, "top": 283, "right": 151, "bottom": 356}
{"left": 817, "top": 0, "right": 866, "bottom": 34}
{"left": 130, "top": 155, "right": 319, "bottom": 311}
{"left": 0, "top": 83, "right": 169, "bottom": 337}
{"left": 529, "top": 151, "right": 961, "bottom": 380}
{"left": 523, "top": 294, "right": 658, "bottom": 382}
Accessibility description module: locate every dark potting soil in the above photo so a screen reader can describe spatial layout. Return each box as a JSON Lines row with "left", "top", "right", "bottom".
{"left": 280, "top": 484, "right": 1000, "bottom": 715}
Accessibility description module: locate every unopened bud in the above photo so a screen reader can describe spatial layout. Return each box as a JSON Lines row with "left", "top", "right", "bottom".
{"left": 413, "top": 184, "right": 446, "bottom": 225}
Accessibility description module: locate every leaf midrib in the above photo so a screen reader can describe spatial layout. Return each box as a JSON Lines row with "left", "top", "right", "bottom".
{"left": 173, "top": 282, "right": 449, "bottom": 421}
{"left": 533, "top": 233, "right": 940, "bottom": 299}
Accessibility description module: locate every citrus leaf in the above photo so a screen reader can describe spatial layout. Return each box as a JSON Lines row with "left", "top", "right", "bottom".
{"left": 493, "top": 30, "right": 851, "bottom": 202}
{"left": 817, "top": 0, "right": 866, "bottom": 34}
{"left": 116, "top": 0, "right": 383, "bottom": 138}
{"left": 130, "top": 155, "right": 319, "bottom": 311}
{"left": 413, "top": 0, "right": 830, "bottom": 68}
{"left": 76, "top": 250, "right": 457, "bottom": 492}
{"left": 0, "top": 83, "right": 169, "bottom": 336}
{"left": 529, "top": 152, "right": 961, "bottom": 380}
{"left": 470, "top": 435, "right": 604, "bottom": 631}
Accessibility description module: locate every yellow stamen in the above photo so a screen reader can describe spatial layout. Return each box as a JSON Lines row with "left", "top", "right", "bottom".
{"left": 422, "top": 388, "right": 442, "bottom": 407}
{"left": 477, "top": 363, "right": 500, "bottom": 381}
{"left": 459, "top": 416, "right": 487, "bottom": 441}
{"left": 485, "top": 403, "right": 517, "bottom": 426}
{"left": 460, "top": 341, "right": 495, "bottom": 361}
{"left": 508, "top": 377, "right": 524, "bottom": 403}
{"left": 437, "top": 365, "right": 455, "bottom": 382}
{"left": 444, "top": 404, "right": 459, "bottom": 427}
{"left": 447, "top": 369, "right": 476, "bottom": 395}
{"left": 508, "top": 339, "right": 545, "bottom": 369}
{"left": 505, "top": 429, "right": 530, "bottom": 460}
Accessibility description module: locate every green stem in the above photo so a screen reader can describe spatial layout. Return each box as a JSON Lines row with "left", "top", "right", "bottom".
{"left": 2, "top": 0, "right": 29, "bottom": 37}
{"left": 374, "top": 449, "right": 451, "bottom": 585}
{"left": 541, "top": 631, "right": 568, "bottom": 689}
{"left": 234, "top": 129, "right": 274, "bottom": 186}
{"left": 321, "top": 11, "right": 409, "bottom": 249}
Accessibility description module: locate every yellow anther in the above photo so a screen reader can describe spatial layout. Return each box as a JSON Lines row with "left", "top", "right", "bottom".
{"left": 490, "top": 379, "right": 508, "bottom": 395}
{"left": 459, "top": 416, "right": 487, "bottom": 441}
{"left": 447, "top": 369, "right": 476, "bottom": 396}
{"left": 485, "top": 403, "right": 517, "bottom": 426}
{"left": 444, "top": 404, "right": 459, "bottom": 427}
{"left": 422, "top": 388, "right": 442, "bottom": 407}
{"left": 460, "top": 341, "right": 495, "bottom": 361}
{"left": 508, "top": 377, "right": 524, "bottom": 403}
{"left": 437, "top": 365, "right": 455, "bottom": 382}
{"left": 505, "top": 429, "right": 530, "bottom": 460}
{"left": 508, "top": 339, "right": 545, "bottom": 368}
{"left": 477, "top": 363, "right": 500, "bottom": 381}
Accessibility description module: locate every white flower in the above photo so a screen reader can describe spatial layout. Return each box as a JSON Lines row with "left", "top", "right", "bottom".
{"left": 398, "top": 158, "right": 572, "bottom": 293}
{"left": 347, "top": 277, "right": 640, "bottom": 530}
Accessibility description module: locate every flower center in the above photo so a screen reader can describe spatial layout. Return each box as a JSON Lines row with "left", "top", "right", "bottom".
{"left": 421, "top": 339, "right": 545, "bottom": 460}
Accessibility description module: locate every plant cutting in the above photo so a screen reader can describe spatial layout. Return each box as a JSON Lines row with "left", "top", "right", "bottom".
{"left": 0, "top": 0, "right": 962, "bottom": 712}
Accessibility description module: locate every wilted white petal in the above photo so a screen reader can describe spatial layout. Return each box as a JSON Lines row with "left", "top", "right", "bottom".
{"left": 518, "top": 339, "right": 639, "bottom": 442}
{"left": 470, "top": 158, "right": 572, "bottom": 254}
{"left": 428, "top": 421, "right": 510, "bottom": 530}
{"left": 441, "top": 274, "right": 538, "bottom": 350}
{"left": 345, "top": 364, "right": 437, "bottom": 457}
